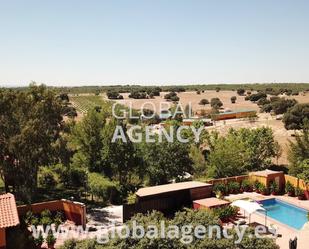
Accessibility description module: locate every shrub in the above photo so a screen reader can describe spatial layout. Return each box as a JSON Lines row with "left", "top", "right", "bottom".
{"left": 38, "top": 167, "right": 58, "bottom": 189}
{"left": 227, "top": 181, "right": 240, "bottom": 194}
{"left": 253, "top": 181, "right": 262, "bottom": 192}
{"left": 295, "top": 187, "right": 305, "bottom": 200}
{"left": 33, "top": 232, "right": 44, "bottom": 248}
{"left": 259, "top": 183, "right": 269, "bottom": 195}
{"left": 212, "top": 206, "right": 239, "bottom": 222}
{"left": 270, "top": 181, "right": 279, "bottom": 195}
{"left": 213, "top": 183, "right": 227, "bottom": 195}
{"left": 46, "top": 231, "right": 56, "bottom": 247}
{"left": 210, "top": 98, "right": 223, "bottom": 109}
{"left": 241, "top": 179, "right": 253, "bottom": 192}
{"left": 88, "top": 173, "right": 119, "bottom": 204}
{"left": 230, "top": 96, "right": 237, "bottom": 103}
{"left": 285, "top": 181, "right": 295, "bottom": 196}
{"left": 126, "top": 191, "right": 137, "bottom": 204}
{"left": 237, "top": 88, "right": 245, "bottom": 95}
{"left": 199, "top": 99, "right": 209, "bottom": 105}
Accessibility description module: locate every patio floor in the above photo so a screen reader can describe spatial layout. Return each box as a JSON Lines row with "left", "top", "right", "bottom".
{"left": 225, "top": 192, "right": 309, "bottom": 249}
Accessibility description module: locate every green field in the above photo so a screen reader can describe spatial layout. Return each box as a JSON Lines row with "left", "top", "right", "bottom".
{"left": 70, "top": 95, "right": 112, "bottom": 113}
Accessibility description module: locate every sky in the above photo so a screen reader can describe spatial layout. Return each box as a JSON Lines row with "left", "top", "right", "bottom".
{"left": 0, "top": 0, "right": 309, "bottom": 86}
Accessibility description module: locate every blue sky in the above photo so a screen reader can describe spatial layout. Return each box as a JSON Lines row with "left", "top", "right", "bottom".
{"left": 0, "top": 0, "right": 308, "bottom": 86}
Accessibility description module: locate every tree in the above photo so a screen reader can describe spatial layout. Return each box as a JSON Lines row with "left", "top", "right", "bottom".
{"left": 235, "top": 127, "right": 280, "bottom": 171}
{"left": 210, "top": 98, "right": 223, "bottom": 109}
{"left": 288, "top": 122, "right": 309, "bottom": 175}
{"left": 199, "top": 99, "right": 209, "bottom": 105}
{"left": 141, "top": 129, "right": 193, "bottom": 185}
{"left": 230, "top": 96, "right": 237, "bottom": 103}
{"left": 237, "top": 88, "right": 245, "bottom": 95}
{"left": 101, "top": 120, "right": 141, "bottom": 186}
{"left": 206, "top": 132, "right": 250, "bottom": 178}
{"left": 283, "top": 104, "right": 309, "bottom": 130}
{"left": 70, "top": 109, "right": 107, "bottom": 174}
{"left": 249, "top": 92, "right": 267, "bottom": 102}
{"left": 0, "top": 84, "right": 65, "bottom": 202}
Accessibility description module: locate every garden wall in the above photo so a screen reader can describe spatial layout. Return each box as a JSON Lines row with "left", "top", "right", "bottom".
{"left": 17, "top": 199, "right": 86, "bottom": 227}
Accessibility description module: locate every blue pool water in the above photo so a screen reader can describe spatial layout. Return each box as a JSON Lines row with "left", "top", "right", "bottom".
{"left": 259, "top": 199, "right": 308, "bottom": 230}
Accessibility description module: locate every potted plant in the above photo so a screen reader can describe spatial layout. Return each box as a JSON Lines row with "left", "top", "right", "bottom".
{"left": 228, "top": 181, "right": 240, "bottom": 194}
{"left": 33, "top": 233, "right": 44, "bottom": 249}
{"left": 254, "top": 181, "right": 262, "bottom": 193}
{"left": 241, "top": 179, "right": 253, "bottom": 192}
{"left": 270, "top": 181, "right": 279, "bottom": 195}
{"left": 215, "top": 190, "right": 223, "bottom": 199}
{"left": 46, "top": 231, "right": 56, "bottom": 249}
{"left": 285, "top": 181, "right": 295, "bottom": 196}
{"left": 296, "top": 187, "right": 305, "bottom": 200}
{"left": 259, "top": 183, "right": 270, "bottom": 195}
{"left": 213, "top": 183, "right": 228, "bottom": 196}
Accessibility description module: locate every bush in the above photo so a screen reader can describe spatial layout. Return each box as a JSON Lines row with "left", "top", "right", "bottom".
{"left": 212, "top": 206, "right": 239, "bottom": 221}
{"left": 88, "top": 173, "right": 119, "bottom": 204}
{"left": 270, "top": 181, "right": 279, "bottom": 195}
{"left": 230, "top": 96, "right": 237, "bottom": 103}
{"left": 295, "top": 187, "right": 305, "bottom": 199}
{"left": 258, "top": 183, "right": 269, "bottom": 195}
{"left": 213, "top": 183, "right": 227, "bottom": 195}
{"left": 199, "top": 99, "right": 209, "bottom": 105}
{"left": 237, "top": 88, "right": 245, "bottom": 95}
{"left": 126, "top": 191, "right": 137, "bottom": 204}
{"left": 228, "top": 181, "right": 240, "bottom": 194}
{"left": 210, "top": 98, "right": 223, "bottom": 109}
{"left": 285, "top": 181, "right": 295, "bottom": 196}
{"left": 38, "top": 167, "right": 58, "bottom": 189}
{"left": 241, "top": 179, "right": 253, "bottom": 192}
{"left": 46, "top": 230, "right": 56, "bottom": 247}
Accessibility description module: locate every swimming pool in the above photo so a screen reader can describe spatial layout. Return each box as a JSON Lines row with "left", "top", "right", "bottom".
{"left": 258, "top": 198, "right": 308, "bottom": 230}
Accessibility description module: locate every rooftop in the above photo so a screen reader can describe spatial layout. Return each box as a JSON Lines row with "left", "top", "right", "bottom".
{"left": 136, "top": 181, "right": 211, "bottom": 197}
{"left": 215, "top": 109, "right": 256, "bottom": 116}
{"left": 193, "top": 197, "right": 230, "bottom": 208}
{"left": 249, "top": 169, "right": 283, "bottom": 177}
{"left": 0, "top": 193, "right": 20, "bottom": 228}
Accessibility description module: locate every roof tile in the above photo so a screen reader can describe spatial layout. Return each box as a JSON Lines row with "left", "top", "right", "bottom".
{"left": 0, "top": 193, "right": 20, "bottom": 228}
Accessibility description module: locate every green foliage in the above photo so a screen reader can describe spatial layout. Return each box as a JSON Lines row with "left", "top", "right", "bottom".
{"left": 288, "top": 123, "right": 309, "bottom": 175}
{"left": 212, "top": 206, "right": 238, "bottom": 221}
{"left": 199, "top": 99, "right": 209, "bottom": 105}
{"left": 248, "top": 92, "right": 267, "bottom": 102}
{"left": 237, "top": 88, "right": 245, "bottom": 95}
{"left": 269, "top": 181, "right": 279, "bottom": 194}
{"left": 140, "top": 128, "right": 193, "bottom": 185}
{"left": 88, "top": 172, "right": 119, "bottom": 203}
{"left": 227, "top": 181, "right": 240, "bottom": 194}
{"left": 46, "top": 230, "right": 56, "bottom": 246}
{"left": 210, "top": 98, "right": 223, "bottom": 109}
{"left": 213, "top": 183, "right": 228, "bottom": 195}
{"left": 38, "top": 167, "right": 58, "bottom": 189}
{"left": 297, "top": 159, "right": 309, "bottom": 184}
{"left": 241, "top": 179, "right": 253, "bottom": 192}
{"left": 126, "top": 191, "right": 137, "bottom": 204}
{"left": 0, "top": 84, "right": 65, "bottom": 202}
{"left": 295, "top": 187, "right": 304, "bottom": 198}
{"left": 283, "top": 104, "right": 309, "bottom": 130}
{"left": 285, "top": 181, "right": 294, "bottom": 195}
{"left": 206, "top": 131, "right": 250, "bottom": 178}
{"left": 230, "top": 96, "right": 237, "bottom": 103}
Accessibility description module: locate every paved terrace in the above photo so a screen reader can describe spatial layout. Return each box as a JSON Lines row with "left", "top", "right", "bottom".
{"left": 225, "top": 192, "right": 309, "bottom": 249}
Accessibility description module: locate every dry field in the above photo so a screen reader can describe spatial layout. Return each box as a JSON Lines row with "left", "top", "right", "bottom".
{"left": 106, "top": 90, "right": 260, "bottom": 113}
{"left": 102, "top": 90, "right": 309, "bottom": 165}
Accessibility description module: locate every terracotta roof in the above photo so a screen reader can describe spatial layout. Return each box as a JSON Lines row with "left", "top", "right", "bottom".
{"left": 0, "top": 193, "right": 20, "bottom": 228}
{"left": 136, "top": 181, "right": 212, "bottom": 197}
{"left": 193, "top": 197, "right": 230, "bottom": 208}
{"left": 249, "top": 169, "right": 283, "bottom": 177}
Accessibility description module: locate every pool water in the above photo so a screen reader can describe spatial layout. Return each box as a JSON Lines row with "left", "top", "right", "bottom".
{"left": 259, "top": 199, "right": 308, "bottom": 230}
